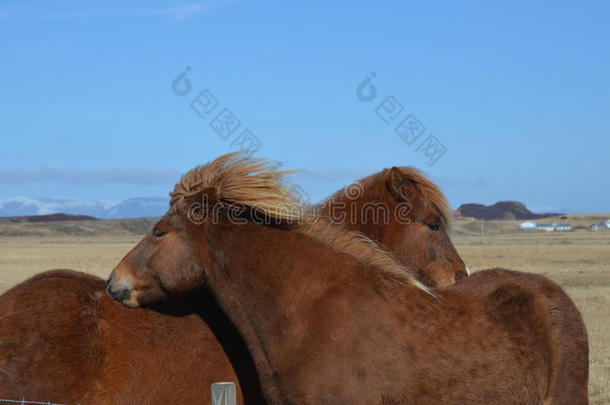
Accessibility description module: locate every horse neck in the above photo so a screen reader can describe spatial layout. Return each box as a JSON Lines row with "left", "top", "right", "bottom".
{"left": 203, "top": 220, "right": 396, "bottom": 403}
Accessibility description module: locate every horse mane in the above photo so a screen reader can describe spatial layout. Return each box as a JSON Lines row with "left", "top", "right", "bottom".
{"left": 169, "top": 152, "right": 302, "bottom": 220}
{"left": 169, "top": 152, "right": 430, "bottom": 295}
{"left": 328, "top": 166, "right": 452, "bottom": 229}
{"left": 302, "top": 218, "right": 433, "bottom": 295}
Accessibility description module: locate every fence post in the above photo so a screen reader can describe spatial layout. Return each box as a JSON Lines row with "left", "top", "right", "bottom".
{"left": 211, "top": 382, "right": 236, "bottom": 405}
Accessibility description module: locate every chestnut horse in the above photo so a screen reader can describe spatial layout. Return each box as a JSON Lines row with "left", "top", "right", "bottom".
{"left": 108, "top": 154, "right": 588, "bottom": 405}
{"left": 0, "top": 161, "right": 466, "bottom": 404}
{"left": 313, "top": 166, "right": 467, "bottom": 287}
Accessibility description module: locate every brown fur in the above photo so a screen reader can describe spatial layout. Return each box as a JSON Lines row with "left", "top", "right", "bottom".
{"left": 311, "top": 165, "right": 466, "bottom": 287}
{"left": 0, "top": 154, "right": 467, "bottom": 404}
{"left": 108, "top": 155, "right": 589, "bottom": 404}
{"left": 0, "top": 270, "right": 260, "bottom": 404}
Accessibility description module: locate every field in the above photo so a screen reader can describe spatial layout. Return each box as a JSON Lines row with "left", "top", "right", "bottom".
{"left": 0, "top": 214, "right": 608, "bottom": 403}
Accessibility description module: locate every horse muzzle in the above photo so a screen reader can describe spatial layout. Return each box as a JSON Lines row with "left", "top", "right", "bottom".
{"left": 106, "top": 270, "right": 136, "bottom": 306}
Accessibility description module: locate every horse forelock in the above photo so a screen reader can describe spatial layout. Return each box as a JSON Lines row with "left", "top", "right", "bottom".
{"left": 399, "top": 167, "right": 452, "bottom": 230}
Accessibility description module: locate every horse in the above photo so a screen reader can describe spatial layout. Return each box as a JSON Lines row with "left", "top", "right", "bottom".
{"left": 107, "top": 153, "right": 588, "bottom": 405}
{"left": 312, "top": 165, "right": 468, "bottom": 287}
{"left": 0, "top": 158, "right": 467, "bottom": 404}
{"left": 0, "top": 270, "right": 253, "bottom": 404}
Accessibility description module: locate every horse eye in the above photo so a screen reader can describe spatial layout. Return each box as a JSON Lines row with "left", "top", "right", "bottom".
{"left": 153, "top": 227, "right": 166, "bottom": 238}
{"left": 427, "top": 222, "right": 440, "bottom": 232}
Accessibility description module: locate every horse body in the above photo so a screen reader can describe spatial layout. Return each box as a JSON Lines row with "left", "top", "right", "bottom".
{"left": 0, "top": 271, "right": 103, "bottom": 402}
{"left": 107, "top": 154, "right": 588, "bottom": 404}
{"left": 462, "top": 269, "right": 589, "bottom": 405}
{"left": 188, "top": 221, "right": 584, "bottom": 404}
{"left": 0, "top": 270, "right": 261, "bottom": 404}
{"left": 0, "top": 158, "right": 467, "bottom": 404}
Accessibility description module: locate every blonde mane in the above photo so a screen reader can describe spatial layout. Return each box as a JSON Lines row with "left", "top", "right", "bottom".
{"left": 170, "top": 153, "right": 430, "bottom": 294}
{"left": 170, "top": 152, "right": 302, "bottom": 220}
{"left": 302, "top": 218, "right": 433, "bottom": 295}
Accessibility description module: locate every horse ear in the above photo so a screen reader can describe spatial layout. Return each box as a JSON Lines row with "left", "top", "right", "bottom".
{"left": 385, "top": 167, "right": 418, "bottom": 202}
{"left": 184, "top": 187, "right": 218, "bottom": 224}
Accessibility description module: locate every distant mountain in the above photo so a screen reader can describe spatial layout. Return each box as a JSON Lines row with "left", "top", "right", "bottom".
{"left": 0, "top": 197, "right": 111, "bottom": 218}
{"left": 0, "top": 197, "right": 168, "bottom": 219}
{"left": 0, "top": 213, "right": 98, "bottom": 223}
{"left": 103, "top": 197, "right": 169, "bottom": 219}
{"left": 456, "top": 201, "right": 562, "bottom": 220}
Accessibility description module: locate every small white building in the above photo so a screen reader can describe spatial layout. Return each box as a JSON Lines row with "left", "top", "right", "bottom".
{"left": 519, "top": 221, "right": 537, "bottom": 230}
{"left": 537, "top": 223, "right": 555, "bottom": 231}
{"left": 537, "top": 223, "right": 572, "bottom": 232}
{"left": 591, "top": 220, "right": 609, "bottom": 231}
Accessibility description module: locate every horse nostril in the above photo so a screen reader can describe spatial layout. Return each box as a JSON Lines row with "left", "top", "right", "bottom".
{"left": 106, "top": 271, "right": 115, "bottom": 294}
{"left": 115, "top": 287, "right": 130, "bottom": 302}
{"left": 107, "top": 284, "right": 130, "bottom": 302}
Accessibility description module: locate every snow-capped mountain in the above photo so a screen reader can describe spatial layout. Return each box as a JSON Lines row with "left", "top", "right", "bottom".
{"left": 0, "top": 197, "right": 169, "bottom": 219}
{"left": 103, "top": 197, "right": 169, "bottom": 219}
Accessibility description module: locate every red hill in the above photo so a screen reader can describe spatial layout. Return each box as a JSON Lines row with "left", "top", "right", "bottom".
{"left": 456, "top": 201, "right": 561, "bottom": 220}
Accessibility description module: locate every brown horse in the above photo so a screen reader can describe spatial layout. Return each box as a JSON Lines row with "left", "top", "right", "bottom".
{"left": 313, "top": 166, "right": 467, "bottom": 287}
{"left": 0, "top": 160, "right": 466, "bottom": 404}
{"left": 108, "top": 153, "right": 588, "bottom": 405}
{"left": 0, "top": 270, "right": 252, "bottom": 404}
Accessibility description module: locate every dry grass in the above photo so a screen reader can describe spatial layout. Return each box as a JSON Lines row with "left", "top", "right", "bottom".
{"left": 0, "top": 215, "right": 608, "bottom": 403}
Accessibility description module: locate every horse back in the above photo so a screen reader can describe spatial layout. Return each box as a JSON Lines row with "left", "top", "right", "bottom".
{"left": 0, "top": 270, "right": 105, "bottom": 403}
{"left": 0, "top": 270, "right": 253, "bottom": 405}
{"left": 459, "top": 269, "right": 589, "bottom": 405}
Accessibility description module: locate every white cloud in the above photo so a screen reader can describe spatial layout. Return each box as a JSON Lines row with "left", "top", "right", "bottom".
{"left": 0, "top": 2, "right": 233, "bottom": 23}
{"left": 293, "top": 167, "right": 376, "bottom": 183}
{"left": 155, "top": 3, "right": 210, "bottom": 22}
{"left": 0, "top": 166, "right": 181, "bottom": 186}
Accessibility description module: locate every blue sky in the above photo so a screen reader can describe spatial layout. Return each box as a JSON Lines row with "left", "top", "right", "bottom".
{"left": 1, "top": 0, "right": 609, "bottom": 213}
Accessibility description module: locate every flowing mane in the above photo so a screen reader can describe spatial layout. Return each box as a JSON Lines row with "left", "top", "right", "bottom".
{"left": 169, "top": 152, "right": 430, "bottom": 294}
{"left": 302, "top": 218, "right": 432, "bottom": 294}
{"left": 330, "top": 166, "right": 452, "bottom": 229}
{"left": 170, "top": 152, "right": 302, "bottom": 220}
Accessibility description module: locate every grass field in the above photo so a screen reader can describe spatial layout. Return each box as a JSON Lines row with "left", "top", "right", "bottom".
{"left": 0, "top": 214, "right": 608, "bottom": 403}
